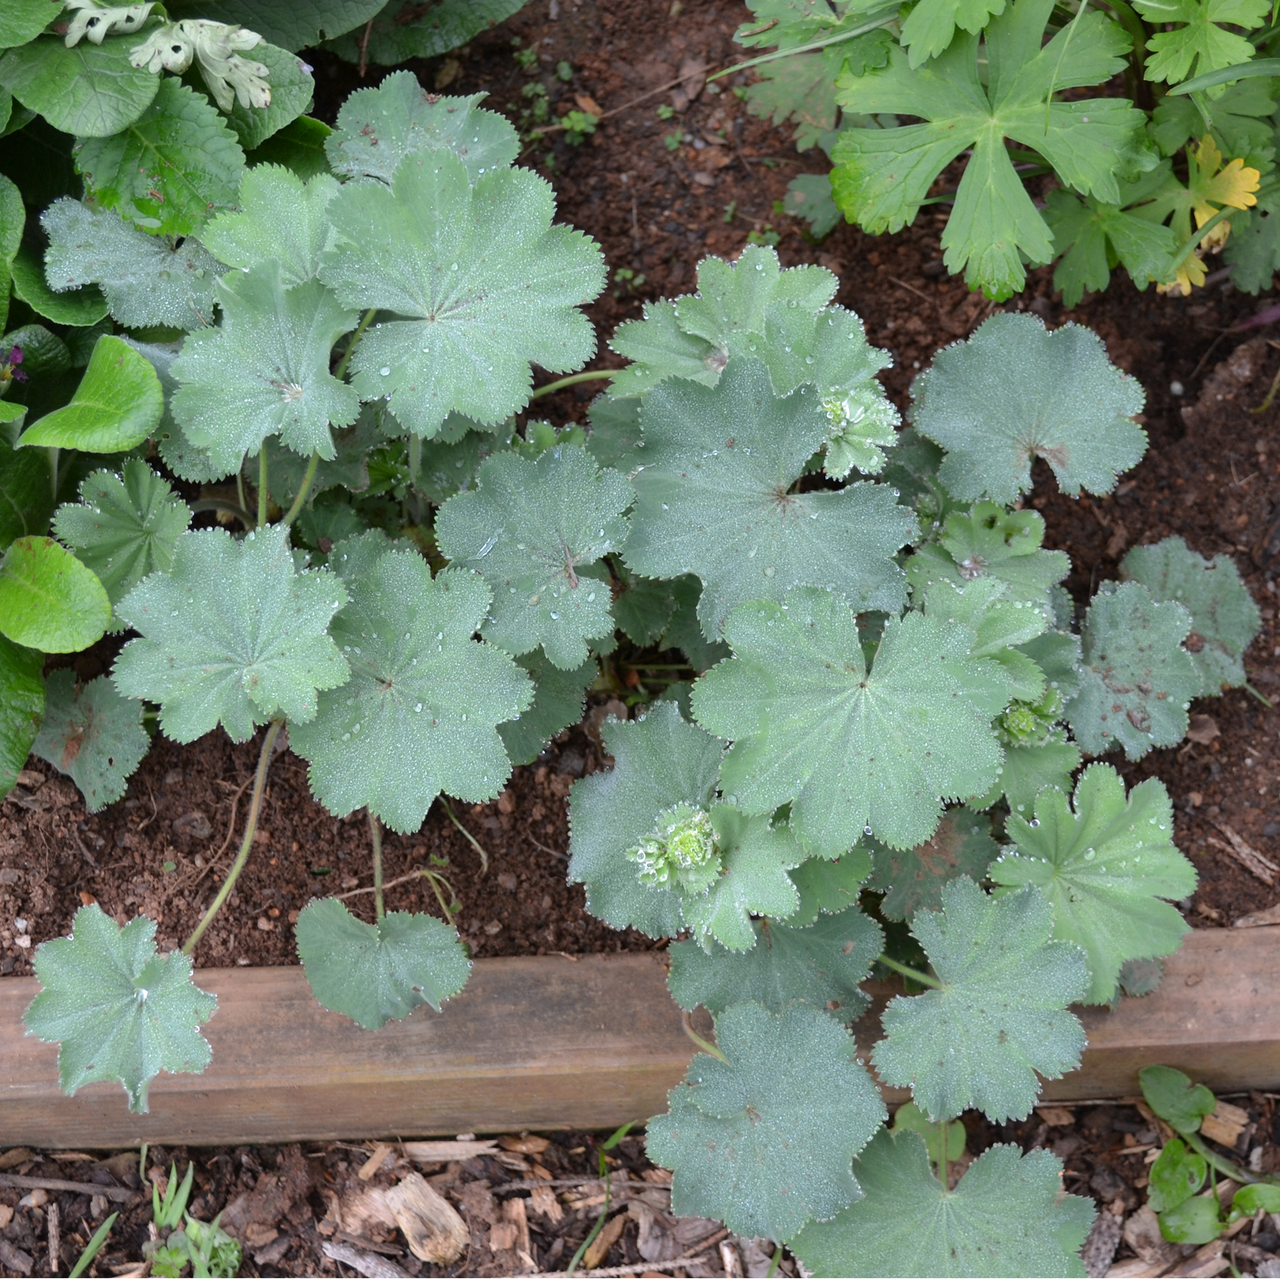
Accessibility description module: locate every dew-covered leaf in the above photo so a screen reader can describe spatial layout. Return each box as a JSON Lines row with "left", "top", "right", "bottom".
{"left": 19, "top": 334, "right": 163, "bottom": 452}
{"left": 693, "top": 588, "right": 1004, "bottom": 855}
{"left": 1120, "top": 536, "right": 1260, "bottom": 695}
{"left": 584, "top": 392, "right": 643, "bottom": 473}
{"left": 872, "top": 877, "right": 1089, "bottom": 1122}
{"left": 32, "top": 670, "right": 148, "bottom": 812}
{"left": 9, "top": 245, "right": 109, "bottom": 326}
{"left": 288, "top": 550, "right": 531, "bottom": 832}
{"left": 170, "top": 261, "right": 359, "bottom": 473}
{"left": 435, "top": 444, "right": 630, "bottom": 670}
{"left": 974, "top": 737, "right": 1083, "bottom": 819}
{"left": 112, "top": 525, "right": 349, "bottom": 743}
{"left": 646, "top": 1002, "right": 886, "bottom": 1242}
{"left": 789, "top": 848, "right": 874, "bottom": 925}
{"left": 995, "top": 764, "right": 1196, "bottom": 1004}
{"left": 23, "top": 903, "right": 217, "bottom": 1113}
{"left": 622, "top": 359, "right": 914, "bottom": 639}
{"left": 912, "top": 313, "right": 1146, "bottom": 504}
{"left": 668, "top": 906, "right": 882, "bottom": 1025}
{"left": 53, "top": 461, "right": 190, "bottom": 630}
{"left": 568, "top": 701, "right": 721, "bottom": 938}
{"left": 295, "top": 897, "right": 471, "bottom": 1029}
{"left": 42, "top": 198, "right": 226, "bottom": 331}
{"left": 0, "top": 632, "right": 42, "bottom": 799}
{"left": 1065, "top": 581, "right": 1199, "bottom": 759}
{"left": 0, "top": 535, "right": 110, "bottom": 653}
{"left": 74, "top": 77, "right": 245, "bottom": 238}
{"left": 201, "top": 166, "right": 339, "bottom": 286}
{"left": 498, "top": 650, "right": 595, "bottom": 767}
{"left": 868, "top": 807, "right": 998, "bottom": 922}
{"left": 318, "top": 152, "right": 604, "bottom": 437}
{"left": 791, "top": 1128, "right": 1094, "bottom": 1277}
{"left": 324, "top": 76, "right": 518, "bottom": 183}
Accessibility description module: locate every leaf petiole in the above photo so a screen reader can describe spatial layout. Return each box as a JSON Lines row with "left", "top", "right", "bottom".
{"left": 681, "top": 1008, "right": 729, "bottom": 1062}
{"left": 368, "top": 809, "right": 385, "bottom": 922}
{"left": 334, "top": 307, "right": 377, "bottom": 381}
{"left": 530, "top": 368, "right": 618, "bottom": 399}
{"left": 877, "top": 953, "right": 943, "bottom": 989}
{"left": 281, "top": 452, "right": 320, "bottom": 527}
{"left": 256, "top": 448, "right": 269, "bottom": 529}
{"left": 440, "top": 796, "right": 490, "bottom": 873}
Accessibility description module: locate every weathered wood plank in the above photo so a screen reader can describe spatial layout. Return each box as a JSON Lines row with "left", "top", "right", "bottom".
{"left": 1, "top": 928, "right": 1277, "bottom": 1147}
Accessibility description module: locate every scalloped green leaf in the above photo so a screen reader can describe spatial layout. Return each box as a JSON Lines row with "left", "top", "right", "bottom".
{"left": 0, "top": 535, "right": 110, "bottom": 653}
{"left": 317, "top": 151, "right": 604, "bottom": 437}
{"left": 170, "top": 261, "right": 360, "bottom": 473}
{"left": 19, "top": 335, "right": 163, "bottom": 452}
{"left": 867, "top": 807, "right": 998, "bottom": 922}
{"left": 201, "top": 166, "right": 339, "bottom": 286}
{"left": 974, "top": 737, "right": 1083, "bottom": 818}
{"left": 693, "top": 588, "right": 1004, "bottom": 855}
{"left": 791, "top": 1128, "right": 1094, "bottom": 1278}
{"left": 112, "top": 525, "right": 349, "bottom": 743}
{"left": 568, "top": 702, "right": 722, "bottom": 938}
{"left": 436, "top": 444, "right": 630, "bottom": 670}
{"left": 32, "top": 670, "right": 149, "bottom": 812}
{"left": 498, "top": 650, "right": 595, "bottom": 767}
{"left": 74, "top": 77, "right": 245, "bottom": 238}
{"left": 295, "top": 897, "right": 471, "bottom": 1030}
{"left": 912, "top": 314, "right": 1146, "bottom": 504}
{"left": 0, "top": 633, "right": 43, "bottom": 799}
{"left": 872, "top": 877, "right": 1089, "bottom": 1122}
{"left": 9, "top": 246, "right": 109, "bottom": 326}
{"left": 288, "top": 552, "right": 531, "bottom": 833}
{"left": 23, "top": 903, "right": 217, "bottom": 1113}
{"left": 42, "top": 198, "right": 226, "bottom": 331}
{"left": 322, "top": 1, "right": 527, "bottom": 67}
{"left": 788, "top": 847, "right": 874, "bottom": 925}
{"left": 1120, "top": 535, "right": 1261, "bottom": 695}
{"left": 1065, "top": 581, "right": 1199, "bottom": 759}
{"left": 994, "top": 764, "right": 1197, "bottom": 1004}
{"left": 646, "top": 1002, "right": 887, "bottom": 1242}
{"left": 53, "top": 461, "right": 193, "bottom": 629}
{"left": 668, "top": 905, "right": 882, "bottom": 1025}
{"left": 219, "top": 41, "right": 314, "bottom": 151}
{"left": 0, "top": 0, "right": 63, "bottom": 50}
{"left": 622, "top": 358, "right": 915, "bottom": 640}
{"left": 324, "top": 77, "right": 518, "bottom": 183}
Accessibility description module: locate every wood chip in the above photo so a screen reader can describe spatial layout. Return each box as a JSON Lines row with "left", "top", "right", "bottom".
{"left": 1168, "top": 1239, "right": 1229, "bottom": 1278}
{"left": 1208, "top": 825, "right": 1277, "bottom": 885}
{"left": 321, "top": 1240, "right": 409, "bottom": 1278}
{"left": 1105, "top": 1261, "right": 1164, "bottom": 1278}
{"left": 383, "top": 1173, "right": 468, "bottom": 1265}
{"left": 1233, "top": 901, "right": 1280, "bottom": 928}
{"left": 499, "top": 1134, "right": 551, "bottom": 1155}
{"left": 584, "top": 1211, "right": 629, "bottom": 1270}
{"left": 358, "top": 1143, "right": 394, "bottom": 1181}
{"left": 0, "top": 1149, "right": 33, "bottom": 1171}
{"left": 402, "top": 1139, "right": 497, "bottom": 1166}
{"left": 530, "top": 1183, "right": 564, "bottom": 1223}
{"left": 502, "top": 1194, "right": 531, "bottom": 1256}
{"left": 490, "top": 1221, "right": 519, "bottom": 1251}
{"left": 1202, "top": 1101, "right": 1250, "bottom": 1149}
{"left": 1037, "top": 1106, "right": 1076, "bottom": 1127}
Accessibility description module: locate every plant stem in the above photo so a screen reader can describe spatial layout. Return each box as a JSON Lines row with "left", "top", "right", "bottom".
{"left": 281, "top": 453, "right": 320, "bottom": 527}
{"left": 368, "top": 809, "right": 384, "bottom": 923}
{"left": 529, "top": 369, "right": 617, "bottom": 399}
{"left": 706, "top": 6, "right": 900, "bottom": 80}
{"left": 681, "top": 1008, "right": 729, "bottom": 1062}
{"left": 189, "top": 498, "right": 254, "bottom": 527}
{"left": 1185, "top": 1129, "right": 1278, "bottom": 1186}
{"left": 408, "top": 433, "right": 421, "bottom": 491}
{"left": 47, "top": 446, "right": 59, "bottom": 502}
{"left": 440, "top": 796, "right": 489, "bottom": 873}
{"left": 939, "top": 1119, "right": 950, "bottom": 1189}
{"left": 1168, "top": 207, "right": 1234, "bottom": 274}
{"left": 335, "top": 308, "right": 377, "bottom": 381}
{"left": 182, "top": 720, "right": 281, "bottom": 956}
{"left": 877, "top": 953, "right": 943, "bottom": 989}
{"left": 256, "top": 450, "right": 269, "bottom": 529}
{"left": 566, "top": 1168, "right": 611, "bottom": 1277}
{"left": 236, "top": 467, "right": 248, "bottom": 518}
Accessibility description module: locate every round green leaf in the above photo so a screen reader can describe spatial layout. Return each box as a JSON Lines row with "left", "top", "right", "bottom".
{"left": 0, "top": 535, "right": 110, "bottom": 652}
{"left": 0, "top": 0, "right": 63, "bottom": 51}
{"left": 9, "top": 246, "right": 110, "bottom": 326}
{"left": 0, "top": 632, "right": 43, "bottom": 798}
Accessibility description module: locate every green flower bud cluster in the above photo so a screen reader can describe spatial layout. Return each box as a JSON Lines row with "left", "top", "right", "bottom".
{"left": 625, "top": 803, "right": 722, "bottom": 894}
{"left": 998, "top": 686, "right": 1064, "bottom": 746}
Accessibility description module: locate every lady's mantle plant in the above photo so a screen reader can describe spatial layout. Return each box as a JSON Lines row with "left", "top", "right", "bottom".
{"left": 0, "top": 24, "right": 1263, "bottom": 1277}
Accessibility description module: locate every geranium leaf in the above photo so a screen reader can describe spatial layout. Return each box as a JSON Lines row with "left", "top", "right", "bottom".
{"left": 668, "top": 905, "right": 883, "bottom": 1024}
{"left": 791, "top": 1128, "right": 1094, "bottom": 1277}
{"left": 19, "top": 334, "right": 163, "bottom": 452}
{"left": 201, "top": 165, "right": 340, "bottom": 286}
{"left": 788, "top": 847, "right": 874, "bottom": 924}
{"left": 1065, "top": 581, "right": 1200, "bottom": 758}
{"left": 867, "top": 807, "right": 998, "bottom": 922}
{"left": 911, "top": 313, "right": 1147, "bottom": 504}
{"left": 170, "top": 261, "right": 360, "bottom": 473}
{"left": 32, "top": 670, "right": 149, "bottom": 812}
{"left": 0, "top": 535, "right": 110, "bottom": 652}
{"left": 54, "top": 461, "right": 193, "bottom": 630}
{"left": 23, "top": 903, "right": 217, "bottom": 1113}
{"left": 42, "top": 198, "right": 226, "bottom": 331}
{"left": 0, "top": 633, "right": 43, "bottom": 799}
{"left": 324, "top": 76, "right": 518, "bottom": 183}
{"left": 295, "top": 897, "right": 471, "bottom": 1030}
{"left": 288, "top": 549, "right": 532, "bottom": 832}
{"left": 568, "top": 701, "right": 722, "bottom": 938}
{"left": 317, "top": 151, "right": 604, "bottom": 437}
{"left": 498, "top": 650, "right": 595, "bottom": 767}
{"left": 872, "top": 878, "right": 1089, "bottom": 1122}
{"left": 693, "top": 588, "right": 1004, "bottom": 855}
{"left": 112, "top": 525, "right": 349, "bottom": 743}
{"left": 9, "top": 245, "right": 109, "bottom": 326}
{"left": 622, "top": 359, "right": 915, "bottom": 640}
{"left": 646, "top": 1002, "right": 886, "bottom": 1242}
{"left": 1120, "top": 535, "right": 1260, "bottom": 695}
{"left": 1135, "top": 0, "right": 1269, "bottom": 87}
{"left": 994, "top": 764, "right": 1197, "bottom": 1004}
{"left": 74, "top": 77, "right": 245, "bottom": 238}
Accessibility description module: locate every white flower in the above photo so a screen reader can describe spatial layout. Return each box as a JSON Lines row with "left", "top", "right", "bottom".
{"left": 130, "top": 19, "right": 272, "bottom": 111}
{"left": 63, "top": 0, "right": 154, "bottom": 48}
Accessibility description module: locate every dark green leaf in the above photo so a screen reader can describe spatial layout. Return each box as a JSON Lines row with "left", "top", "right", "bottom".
{"left": 1148, "top": 1138, "right": 1207, "bottom": 1213}
{"left": 1139, "top": 1065, "right": 1216, "bottom": 1135}
{"left": 867, "top": 807, "right": 997, "bottom": 922}
{"left": 0, "top": 632, "right": 43, "bottom": 799}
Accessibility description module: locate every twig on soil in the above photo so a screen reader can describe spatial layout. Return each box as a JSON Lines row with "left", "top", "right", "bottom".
{"left": 440, "top": 797, "right": 490, "bottom": 874}
{"left": 191, "top": 773, "right": 255, "bottom": 892}
{"left": 322, "top": 1239, "right": 408, "bottom": 1278}
{"left": 1208, "top": 823, "right": 1278, "bottom": 885}
{"left": 528, "top": 835, "right": 569, "bottom": 861}
{"left": 525, "top": 1235, "right": 729, "bottom": 1278}
{"left": 529, "top": 70, "right": 710, "bottom": 137}
{"left": 0, "top": 1173, "right": 134, "bottom": 1204}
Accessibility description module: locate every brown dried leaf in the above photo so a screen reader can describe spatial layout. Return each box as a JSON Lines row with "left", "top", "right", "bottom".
{"left": 583, "top": 1211, "right": 628, "bottom": 1270}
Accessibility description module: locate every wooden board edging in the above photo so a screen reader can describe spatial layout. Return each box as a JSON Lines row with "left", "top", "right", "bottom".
{"left": 1, "top": 928, "right": 1278, "bottom": 1148}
